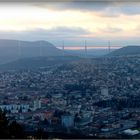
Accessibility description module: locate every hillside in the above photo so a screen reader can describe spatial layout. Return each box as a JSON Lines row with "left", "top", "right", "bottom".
{"left": 0, "top": 56, "right": 81, "bottom": 70}
{"left": 108, "top": 46, "right": 140, "bottom": 56}
{"left": 0, "top": 39, "right": 64, "bottom": 64}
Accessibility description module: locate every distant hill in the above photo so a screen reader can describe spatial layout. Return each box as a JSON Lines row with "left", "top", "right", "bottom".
{"left": 0, "top": 39, "right": 64, "bottom": 64}
{"left": 107, "top": 46, "right": 140, "bottom": 56}
{"left": 0, "top": 56, "right": 81, "bottom": 70}
{"left": 66, "top": 49, "right": 114, "bottom": 57}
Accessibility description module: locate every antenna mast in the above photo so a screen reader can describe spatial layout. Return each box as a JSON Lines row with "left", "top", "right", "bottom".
{"left": 108, "top": 40, "right": 111, "bottom": 53}
{"left": 85, "top": 40, "right": 87, "bottom": 57}
{"left": 18, "top": 40, "right": 21, "bottom": 59}
{"left": 62, "top": 41, "right": 65, "bottom": 56}
{"left": 39, "top": 41, "right": 42, "bottom": 57}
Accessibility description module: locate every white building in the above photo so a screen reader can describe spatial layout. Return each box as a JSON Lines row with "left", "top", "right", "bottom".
{"left": 123, "top": 129, "right": 139, "bottom": 136}
{"left": 0, "top": 104, "right": 29, "bottom": 113}
{"left": 101, "top": 86, "right": 109, "bottom": 100}
{"left": 101, "top": 87, "right": 108, "bottom": 97}
{"left": 33, "top": 99, "right": 41, "bottom": 110}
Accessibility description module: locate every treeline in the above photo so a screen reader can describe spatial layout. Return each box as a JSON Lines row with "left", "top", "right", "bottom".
{"left": 0, "top": 109, "right": 25, "bottom": 139}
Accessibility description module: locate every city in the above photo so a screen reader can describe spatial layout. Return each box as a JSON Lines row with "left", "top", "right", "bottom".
{"left": 0, "top": 55, "right": 140, "bottom": 138}
{"left": 0, "top": 0, "right": 140, "bottom": 139}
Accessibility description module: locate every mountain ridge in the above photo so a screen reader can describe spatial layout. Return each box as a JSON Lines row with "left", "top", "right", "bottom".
{"left": 107, "top": 45, "right": 140, "bottom": 57}
{"left": 0, "top": 39, "right": 63, "bottom": 64}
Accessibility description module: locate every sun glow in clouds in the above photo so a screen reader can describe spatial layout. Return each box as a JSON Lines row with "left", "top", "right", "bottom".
{"left": 0, "top": 2, "right": 140, "bottom": 47}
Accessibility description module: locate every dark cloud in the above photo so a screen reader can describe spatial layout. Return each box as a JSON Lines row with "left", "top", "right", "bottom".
{"left": 34, "top": 1, "right": 140, "bottom": 16}
{"left": 0, "top": 1, "right": 139, "bottom": 17}
{"left": 0, "top": 1, "right": 140, "bottom": 16}
{"left": 119, "top": 5, "right": 140, "bottom": 15}
{"left": 34, "top": 1, "right": 112, "bottom": 12}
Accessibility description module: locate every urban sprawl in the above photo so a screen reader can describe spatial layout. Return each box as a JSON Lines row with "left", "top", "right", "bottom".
{"left": 0, "top": 56, "right": 140, "bottom": 138}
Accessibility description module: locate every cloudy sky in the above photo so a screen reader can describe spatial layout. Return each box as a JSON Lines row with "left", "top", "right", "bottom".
{"left": 0, "top": 1, "right": 140, "bottom": 49}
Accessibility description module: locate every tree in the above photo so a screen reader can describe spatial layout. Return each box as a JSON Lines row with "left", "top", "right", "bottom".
{"left": 34, "top": 128, "right": 48, "bottom": 139}
{"left": 0, "top": 109, "right": 25, "bottom": 139}
{"left": 0, "top": 109, "right": 9, "bottom": 138}
{"left": 9, "top": 121, "right": 25, "bottom": 138}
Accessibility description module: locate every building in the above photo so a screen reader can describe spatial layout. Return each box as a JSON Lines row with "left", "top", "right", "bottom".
{"left": 61, "top": 114, "right": 74, "bottom": 128}
{"left": 0, "top": 104, "right": 29, "bottom": 113}
{"left": 101, "top": 86, "right": 109, "bottom": 100}
{"left": 123, "top": 129, "right": 139, "bottom": 136}
{"left": 33, "top": 99, "right": 41, "bottom": 110}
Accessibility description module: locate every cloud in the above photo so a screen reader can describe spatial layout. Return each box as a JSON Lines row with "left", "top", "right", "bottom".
{"left": 0, "top": 27, "right": 93, "bottom": 45}
{"left": 0, "top": 1, "right": 140, "bottom": 19}
{"left": 34, "top": 1, "right": 140, "bottom": 16}
{"left": 34, "top": 1, "right": 111, "bottom": 11}
{"left": 99, "top": 26, "right": 123, "bottom": 33}
{"left": 98, "top": 12, "right": 119, "bottom": 18}
{"left": 0, "top": 2, "right": 139, "bottom": 48}
{"left": 25, "top": 27, "right": 92, "bottom": 39}
{"left": 120, "top": 5, "right": 140, "bottom": 15}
